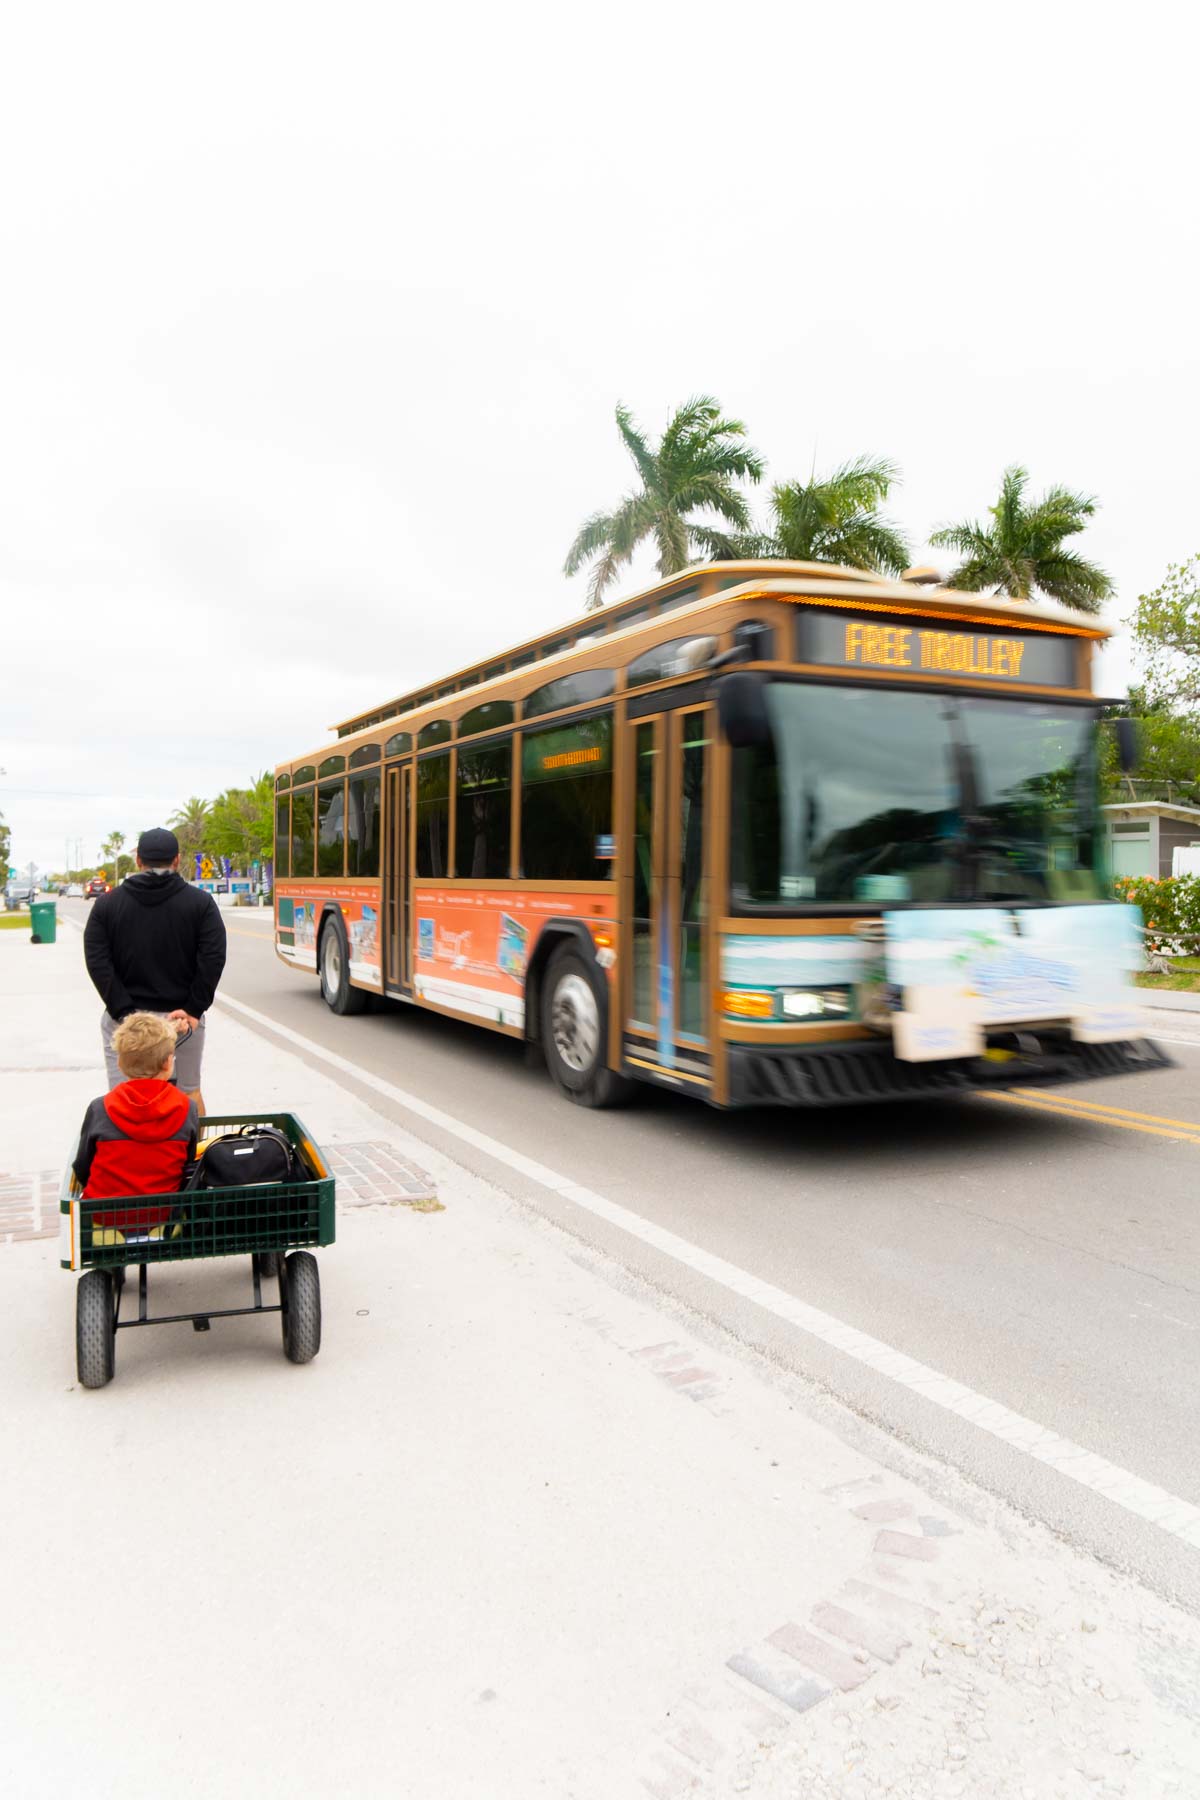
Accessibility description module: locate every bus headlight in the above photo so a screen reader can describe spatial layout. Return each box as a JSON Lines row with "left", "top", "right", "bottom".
{"left": 780, "top": 987, "right": 854, "bottom": 1020}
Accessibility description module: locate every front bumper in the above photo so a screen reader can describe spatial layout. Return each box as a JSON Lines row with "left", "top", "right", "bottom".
{"left": 726, "top": 1032, "right": 1174, "bottom": 1108}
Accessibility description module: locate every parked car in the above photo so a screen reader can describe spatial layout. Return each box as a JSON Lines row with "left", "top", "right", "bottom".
{"left": 84, "top": 877, "right": 110, "bottom": 899}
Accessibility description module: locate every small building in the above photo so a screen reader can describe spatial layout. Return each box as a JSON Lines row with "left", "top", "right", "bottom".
{"left": 1101, "top": 801, "right": 1200, "bottom": 879}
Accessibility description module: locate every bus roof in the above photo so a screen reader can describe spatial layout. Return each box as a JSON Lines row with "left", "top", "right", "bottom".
{"left": 324, "top": 560, "right": 1109, "bottom": 743}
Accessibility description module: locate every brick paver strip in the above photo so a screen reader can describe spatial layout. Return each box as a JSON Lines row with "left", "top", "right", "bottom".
{"left": 767, "top": 1621, "right": 873, "bottom": 1690}
{"left": 326, "top": 1143, "right": 437, "bottom": 1208}
{"left": 726, "top": 1651, "right": 827, "bottom": 1713}
{"left": 840, "top": 1577, "right": 937, "bottom": 1627}
{"left": 2, "top": 1140, "right": 437, "bottom": 1244}
{"left": 0, "top": 1172, "right": 56, "bottom": 1245}
{"left": 663, "top": 1718, "right": 725, "bottom": 1772}
{"left": 810, "top": 1601, "right": 910, "bottom": 1664}
{"left": 852, "top": 1498, "right": 914, "bottom": 1524}
{"left": 874, "top": 1528, "right": 940, "bottom": 1561}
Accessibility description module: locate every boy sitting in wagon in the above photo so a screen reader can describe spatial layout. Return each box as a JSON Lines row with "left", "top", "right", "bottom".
{"left": 74, "top": 1013, "right": 198, "bottom": 1239}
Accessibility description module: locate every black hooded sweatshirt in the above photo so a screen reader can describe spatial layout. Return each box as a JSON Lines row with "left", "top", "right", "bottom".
{"left": 83, "top": 872, "right": 228, "bottom": 1021}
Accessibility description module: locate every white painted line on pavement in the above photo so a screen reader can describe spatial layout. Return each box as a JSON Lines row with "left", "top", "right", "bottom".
{"left": 216, "top": 989, "right": 1200, "bottom": 1554}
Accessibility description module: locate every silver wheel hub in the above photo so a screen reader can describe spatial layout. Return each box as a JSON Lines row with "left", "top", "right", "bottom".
{"left": 551, "top": 972, "right": 599, "bottom": 1074}
{"left": 322, "top": 932, "right": 342, "bottom": 992}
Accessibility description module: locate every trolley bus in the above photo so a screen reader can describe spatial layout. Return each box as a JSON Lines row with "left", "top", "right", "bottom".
{"left": 273, "top": 560, "right": 1166, "bottom": 1108}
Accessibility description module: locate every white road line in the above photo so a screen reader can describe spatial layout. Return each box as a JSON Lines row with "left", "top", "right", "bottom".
{"left": 217, "top": 988, "right": 1200, "bottom": 1553}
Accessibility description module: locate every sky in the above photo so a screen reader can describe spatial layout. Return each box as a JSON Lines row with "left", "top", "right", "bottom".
{"left": 2, "top": 0, "right": 1197, "bottom": 875}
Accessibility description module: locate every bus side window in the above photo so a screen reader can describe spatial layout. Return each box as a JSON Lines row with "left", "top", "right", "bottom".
{"left": 317, "top": 779, "right": 346, "bottom": 876}
{"left": 347, "top": 772, "right": 381, "bottom": 878}
{"left": 275, "top": 797, "right": 291, "bottom": 879}
{"left": 416, "top": 752, "right": 451, "bottom": 879}
{"left": 456, "top": 741, "right": 512, "bottom": 878}
{"left": 520, "top": 715, "right": 613, "bottom": 880}
{"left": 734, "top": 619, "right": 775, "bottom": 661}
{"left": 291, "top": 788, "right": 315, "bottom": 879}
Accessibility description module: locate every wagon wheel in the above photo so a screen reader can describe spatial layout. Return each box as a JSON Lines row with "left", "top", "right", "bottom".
{"left": 280, "top": 1252, "right": 321, "bottom": 1364}
{"left": 76, "top": 1269, "right": 116, "bottom": 1389}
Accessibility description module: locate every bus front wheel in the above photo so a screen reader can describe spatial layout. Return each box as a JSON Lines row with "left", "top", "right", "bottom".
{"left": 319, "top": 917, "right": 368, "bottom": 1016}
{"left": 541, "top": 946, "right": 631, "bottom": 1109}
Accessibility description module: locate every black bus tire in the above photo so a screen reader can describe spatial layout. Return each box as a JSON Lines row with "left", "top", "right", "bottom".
{"left": 319, "top": 917, "right": 367, "bottom": 1016}
{"left": 76, "top": 1269, "right": 116, "bottom": 1389}
{"left": 540, "top": 945, "right": 632, "bottom": 1109}
{"left": 281, "top": 1252, "right": 322, "bottom": 1363}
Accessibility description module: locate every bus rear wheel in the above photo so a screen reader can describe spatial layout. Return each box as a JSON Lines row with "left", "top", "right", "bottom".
{"left": 319, "top": 918, "right": 367, "bottom": 1016}
{"left": 541, "top": 946, "right": 631, "bottom": 1109}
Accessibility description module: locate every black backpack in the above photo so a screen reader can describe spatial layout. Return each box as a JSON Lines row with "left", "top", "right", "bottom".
{"left": 191, "top": 1125, "right": 299, "bottom": 1190}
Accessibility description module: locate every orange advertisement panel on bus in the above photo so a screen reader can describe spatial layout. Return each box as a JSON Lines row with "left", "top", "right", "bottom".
{"left": 413, "top": 889, "right": 614, "bottom": 1029}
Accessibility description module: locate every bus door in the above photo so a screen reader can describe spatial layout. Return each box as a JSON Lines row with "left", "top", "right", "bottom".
{"left": 384, "top": 763, "right": 412, "bottom": 992}
{"left": 623, "top": 704, "right": 711, "bottom": 1083}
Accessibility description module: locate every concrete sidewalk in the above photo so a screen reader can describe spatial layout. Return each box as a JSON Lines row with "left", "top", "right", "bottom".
{"left": 2, "top": 928, "right": 1200, "bottom": 1798}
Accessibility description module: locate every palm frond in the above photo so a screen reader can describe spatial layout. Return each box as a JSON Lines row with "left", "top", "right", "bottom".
{"left": 688, "top": 523, "right": 768, "bottom": 561}
{"left": 819, "top": 455, "right": 899, "bottom": 512}
{"left": 819, "top": 515, "right": 911, "bottom": 576}
{"left": 614, "top": 404, "right": 659, "bottom": 492}
{"left": 929, "top": 520, "right": 994, "bottom": 559}
{"left": 654, "top": 505, "right": 692, "bottom": 576}
{"left": 670, "top": 470, "right": 755, "bottom": 531}
{"left": 563, "top": 509, "right": 618, "bottom": 577}
{"left": 1031, "top": 550, "right": 1113, "bottom": 612}
{"left": 943, "top": 558, "right": 1006, "bottom": 594}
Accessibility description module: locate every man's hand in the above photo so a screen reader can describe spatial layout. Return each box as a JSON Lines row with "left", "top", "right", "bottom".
{"left": 168, "top": 1009, "right": 200, "bottom": 1033}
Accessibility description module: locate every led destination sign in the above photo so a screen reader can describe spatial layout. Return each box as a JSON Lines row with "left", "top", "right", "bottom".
{"left": 798, "top": 611, "right": 1080, "bottom": 689}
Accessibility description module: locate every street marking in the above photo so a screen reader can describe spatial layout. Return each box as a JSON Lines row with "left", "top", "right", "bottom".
{"left": 213, "top": 990, "right": 1200, "bottom": 1555}
{"left": 1011, "top": 1088, "right": 1200, "bottom": 1129}
{"left": 980, "top": 1089, "right": 1200, "bottom": 1146}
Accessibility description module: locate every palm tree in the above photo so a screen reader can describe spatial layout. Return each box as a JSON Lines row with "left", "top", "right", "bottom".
{"left": 564, "top": 396, "right": 764, "bottom": 608}
{"left": 99, "top": 830, "right": 127, "bottom": 885}
{"left": 720, "top": 456, "right": 909, "bottom": 574}
{"left": 170, "top": 796, "right": 210, "bottom": 859}
{"left": 930, "top": 465, "right": 1113, "bottom": 613}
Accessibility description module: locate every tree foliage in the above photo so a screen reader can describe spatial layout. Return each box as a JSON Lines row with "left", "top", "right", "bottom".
{"left": 99, "top": 830, "right": 129, "bottom": 885}
{"left": 1129, "top": 555, "right": 1200, "bottom": 715}
{"left": 204, "top": 775, "right": 274, "bottom": 865}
{"left": 0, "top": 810, "right": 9, "bottom": 876}
{"left": 718, "top": 456, "right": 910, "bottom": 575}
{"left": 564, "top": 396, "right": 764, "bottom": 608}
{"left": 930, "top": 465, "right": 1113, "bottom": 612}
{"left": 169, "top": 796, "right": 211, "bottom": 858}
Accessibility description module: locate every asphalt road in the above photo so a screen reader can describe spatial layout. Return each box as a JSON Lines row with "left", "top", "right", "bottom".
{"left": 205, "top": 906, "right": 1200, "bottom": 1606}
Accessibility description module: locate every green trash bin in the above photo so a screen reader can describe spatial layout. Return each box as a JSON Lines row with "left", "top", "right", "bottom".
{"left": 30, "top": 899, "right": 57, "bottom": 944}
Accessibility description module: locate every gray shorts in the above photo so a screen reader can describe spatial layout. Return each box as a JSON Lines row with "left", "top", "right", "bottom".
{"left": 102, "top": 1011, "right": 206, "bottom": 1092}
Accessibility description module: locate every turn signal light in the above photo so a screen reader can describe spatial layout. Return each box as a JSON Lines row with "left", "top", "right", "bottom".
{"left": 723, "top": 989, "right": 775, "bottom": 1019}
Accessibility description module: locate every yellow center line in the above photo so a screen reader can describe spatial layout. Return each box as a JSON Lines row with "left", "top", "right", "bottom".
{"left": 1008, "top": 1088, "right": 1200, "bottom": 1130}
{"left": 979, "top": 1088, "right": 1200, "bottom": 1146}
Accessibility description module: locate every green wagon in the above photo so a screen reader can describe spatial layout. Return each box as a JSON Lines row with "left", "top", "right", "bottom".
{"left": 61, "top": 1112, "right": 336, "bottom": 1389}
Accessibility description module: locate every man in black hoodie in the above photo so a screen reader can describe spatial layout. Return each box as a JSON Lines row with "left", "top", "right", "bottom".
{"left": 84, "top": 827, "right": 227, "bottom": 1114}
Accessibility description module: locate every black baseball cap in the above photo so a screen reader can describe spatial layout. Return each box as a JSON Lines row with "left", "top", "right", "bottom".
{"left": 137, "top": 828, "right": 180, "bottom": 864}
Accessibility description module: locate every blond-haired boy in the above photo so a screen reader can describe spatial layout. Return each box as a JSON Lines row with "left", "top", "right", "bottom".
{"left": 74, "top": 1013, "right": 198, "bottom": 1226}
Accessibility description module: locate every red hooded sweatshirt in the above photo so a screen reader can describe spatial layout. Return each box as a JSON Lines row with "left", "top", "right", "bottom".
{"left": 74, "top": 1080, "right": 198, "bottom": 1229}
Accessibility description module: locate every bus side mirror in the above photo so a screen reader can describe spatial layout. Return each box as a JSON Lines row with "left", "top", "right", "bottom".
{"left": 716, "top": 673, "right": 771, "bottom": 749}
{"left": 1113, "top": 718, "right": 1137, "bottom": 775}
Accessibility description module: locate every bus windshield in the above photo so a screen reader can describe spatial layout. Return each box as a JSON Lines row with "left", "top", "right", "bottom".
{"left": 731, "top": 684, "right": 1101, "bottom": 908}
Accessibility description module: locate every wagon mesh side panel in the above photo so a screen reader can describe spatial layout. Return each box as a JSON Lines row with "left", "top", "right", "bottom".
{"left": 68, "top": 1112, "right": 335, "bottom": 1269}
